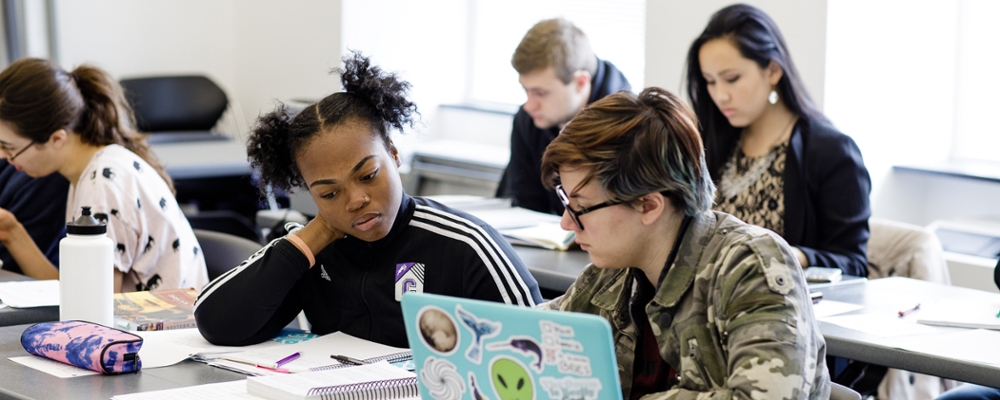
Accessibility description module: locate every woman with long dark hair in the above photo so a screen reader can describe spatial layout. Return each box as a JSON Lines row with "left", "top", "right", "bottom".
{"left": 0, "top": 58, "right": 207, "bottom": 291}
{"left": 194, "top": 52, "right": 541, "bottom": 347}
{"left": 686, "top": 4, "right": 871, "bottom": 276}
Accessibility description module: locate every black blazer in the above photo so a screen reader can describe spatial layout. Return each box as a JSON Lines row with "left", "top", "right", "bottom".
{"left": 784, "top": 118, "right": 871, "bottom": 277}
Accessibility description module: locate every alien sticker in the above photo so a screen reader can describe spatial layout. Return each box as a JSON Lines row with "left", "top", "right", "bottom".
{"left": 490, "top": 357, "right": 534, "bottom": 400}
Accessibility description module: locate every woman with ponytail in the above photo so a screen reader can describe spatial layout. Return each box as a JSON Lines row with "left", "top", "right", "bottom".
{"left": 194, "top": 52, "right": 541, "bottom": 347}
{"left": 0, "top": 58, "right": 207, "bottom": 292}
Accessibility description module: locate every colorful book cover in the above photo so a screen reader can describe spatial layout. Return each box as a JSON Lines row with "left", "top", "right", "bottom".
{"left": 113, "top": 288, "right": 198, "bottom": 331}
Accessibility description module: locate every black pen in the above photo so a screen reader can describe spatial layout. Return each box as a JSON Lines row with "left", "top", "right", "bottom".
{"left": 330, "top": 354, "right": 366, "bottom": 365}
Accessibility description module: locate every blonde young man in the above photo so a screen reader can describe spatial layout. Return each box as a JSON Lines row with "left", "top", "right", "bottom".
{"left": 496, "top": 18, "right": 630, "bottom": 215}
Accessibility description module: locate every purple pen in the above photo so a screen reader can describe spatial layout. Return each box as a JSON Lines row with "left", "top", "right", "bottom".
{"left": 275, "top": 352, "right": 301, "bottom": 367}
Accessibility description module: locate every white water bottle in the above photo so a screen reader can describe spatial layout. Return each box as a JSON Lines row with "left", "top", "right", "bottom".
{"left": 59, "top": 206, "right": 114, "bottom": 326}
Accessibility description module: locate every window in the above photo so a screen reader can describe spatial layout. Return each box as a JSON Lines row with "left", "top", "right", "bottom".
{"left": 465, "top": 0, "right": 645, "bottom": 105}
{"left": 951, "top": 0, "right": 1000, "bottom": 162}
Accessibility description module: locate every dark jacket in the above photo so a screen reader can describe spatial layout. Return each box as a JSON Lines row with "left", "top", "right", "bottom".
{"left": 0, "top": 161, "right": 69, "bottom": 273}
{"left": 496, "top": 58, "right": 631, "bottom": 215}
{"left": 784, "top": 118, "right": 871, "bottom": 277}
{"left": 194, "top": 193, "right": 542, "bottom": 347}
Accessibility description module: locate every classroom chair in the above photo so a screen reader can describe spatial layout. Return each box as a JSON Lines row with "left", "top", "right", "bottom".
{"left": 866, "top": 218, "right": 958, "bottom": 399}
{"left": 119, "top": 75, "right": 229, "bottom": 144}
{"left": 193, "top": 229, "right": 262, "bottom": 281}
{"left": 189, "top": 209, "right": 262, "bottom": 244}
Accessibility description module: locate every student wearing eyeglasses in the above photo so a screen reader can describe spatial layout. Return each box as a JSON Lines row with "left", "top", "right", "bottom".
{"left": 0, "top": 58, "right": 207, "bottom": 292}
{"left": 538, "top": 88, "right": 829, "bottom": 399}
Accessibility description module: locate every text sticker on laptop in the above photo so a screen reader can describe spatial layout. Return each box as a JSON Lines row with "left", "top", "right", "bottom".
{"left": 402, "top": 292, "right": 623, "bottom": 400}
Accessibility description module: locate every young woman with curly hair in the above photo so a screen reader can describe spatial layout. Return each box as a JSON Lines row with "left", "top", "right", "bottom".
{"left": 194, "top": 52, "right": 541, "bottom": 347}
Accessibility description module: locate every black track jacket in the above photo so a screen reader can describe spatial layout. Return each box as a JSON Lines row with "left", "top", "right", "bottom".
{"left": 194, "top": 194, "right": 542, "bottom": 347}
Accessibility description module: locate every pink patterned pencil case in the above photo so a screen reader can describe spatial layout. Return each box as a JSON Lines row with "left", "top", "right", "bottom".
{"left": 21, "top": 320, "right": 143, "bottom": 374}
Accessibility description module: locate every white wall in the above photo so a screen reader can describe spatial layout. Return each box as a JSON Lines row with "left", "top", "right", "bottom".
{"left": 230, "top": 1, "right": 342, "bottom": 129}
{"left": 645, "top": 0, "right": 828, "bottom": 110}
{"left": 54, "top": 0, "right": 341, "bottom": 130}
{"left": 340, "top": 0, "right": 470, "bottom": 158}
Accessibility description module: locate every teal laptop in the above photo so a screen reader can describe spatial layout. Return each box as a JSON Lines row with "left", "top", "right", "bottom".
{"left": 401, "top": 292, "right": 623, "bottom": 400}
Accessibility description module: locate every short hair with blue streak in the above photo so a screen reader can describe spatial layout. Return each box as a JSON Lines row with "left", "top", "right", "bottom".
{"left": 541, "top": 87, "right": 716, "bottom": 216}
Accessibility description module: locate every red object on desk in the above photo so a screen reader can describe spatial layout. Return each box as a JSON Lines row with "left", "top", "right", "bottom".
{"left": 898, "top": 303, "right": 921, "bottom": 317}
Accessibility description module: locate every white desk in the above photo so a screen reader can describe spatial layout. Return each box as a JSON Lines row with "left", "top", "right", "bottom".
{"left": 0, "top": 323, "right": 243, "bottom": 400}
{"left": 150, "top": 137, "right": 250, "bottom": 180}
{"left": 0, "top": 271, "right": 58, "bottom": 327}
{"left": 821, "top": 277, "right": 1000, "bottom": 387}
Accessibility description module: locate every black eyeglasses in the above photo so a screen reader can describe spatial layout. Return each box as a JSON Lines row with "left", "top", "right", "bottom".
{"left": 5, "top": 141, "right": 35, "bottom": 161}
{"left": 555, "top": 184, "right": 625, "bottom": 231}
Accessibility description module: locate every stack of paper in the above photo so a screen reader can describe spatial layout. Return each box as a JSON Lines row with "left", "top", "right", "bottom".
{"left": 916, "top": 298, "right": 1000, "bottom": 330}
{"left": 0, "top": 280, "right": 59, "bottom": 308}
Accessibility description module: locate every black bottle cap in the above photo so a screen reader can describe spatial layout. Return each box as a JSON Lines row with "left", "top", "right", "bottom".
{"left": 66, "top": 206, "right": 107, "bottom": 235}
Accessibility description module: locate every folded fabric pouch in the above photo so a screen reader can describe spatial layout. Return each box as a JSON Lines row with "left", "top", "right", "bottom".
{"left": 20, "top": 320, "right": 142, "bottom": 374}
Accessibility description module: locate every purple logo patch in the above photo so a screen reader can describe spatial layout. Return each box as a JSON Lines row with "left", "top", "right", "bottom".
{"left": 395, "top": 262, "right": 415, "bottom": 282}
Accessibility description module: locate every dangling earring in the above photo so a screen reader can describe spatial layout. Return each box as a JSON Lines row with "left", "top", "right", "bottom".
{"left": 768, "top": 89, "right": 779, "bottom": 105}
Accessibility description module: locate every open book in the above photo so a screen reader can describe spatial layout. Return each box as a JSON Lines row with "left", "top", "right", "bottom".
{"left": 247, "top": 361, "right": 417, "bottom": 400}
{"left": 429, "top": 195, "right": 576, "bottom": 250}
{"left": 114, "top": 288, "right": 198, "bottom": 331}
{"left": 499, "top": 222, "right": 576, "bottom": 250}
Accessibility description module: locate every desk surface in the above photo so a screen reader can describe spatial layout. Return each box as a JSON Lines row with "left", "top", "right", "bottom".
{"left": 150, "top": 138, "right": 250, "bottom": 180}
{"left": 0, "top": 323, "right": 244, "bottom": 400}
{"left": 0, "top": 271, "right": 58, "bottom": 328}
{"left": 822, "top": 277, "right": 1000, "bottom": 387}
{"left": 512, "top": 246, "right": 589, "bottom": 294}
{"left": 1, "top": 277, "right": 998, "bottom": 398}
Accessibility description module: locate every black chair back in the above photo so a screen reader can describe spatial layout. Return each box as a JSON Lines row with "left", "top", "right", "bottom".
{"left": 193, "top": 229, "right": 262, "bottom": 281}
{"left": 120, "top": 76, "right": 227, "bottom": 132}
{"left": 187, "top": 210, "right": 261, "bottom": 244}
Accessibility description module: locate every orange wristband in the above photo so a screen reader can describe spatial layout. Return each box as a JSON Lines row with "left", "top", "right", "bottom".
{"left": 286, "top": 233, "right": 315, "bottom": 268}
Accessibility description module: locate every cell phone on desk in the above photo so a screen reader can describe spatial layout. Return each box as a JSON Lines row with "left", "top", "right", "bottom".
{"left": 810, "top": 291, "right": 823, "bottom": 304}
{"left": 803, "top": 267, "right": 842, "bottom": 283}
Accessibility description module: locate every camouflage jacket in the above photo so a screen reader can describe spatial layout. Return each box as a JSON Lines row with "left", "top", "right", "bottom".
{"left": 541, "top": 211, "right": 830, "bottom": 399}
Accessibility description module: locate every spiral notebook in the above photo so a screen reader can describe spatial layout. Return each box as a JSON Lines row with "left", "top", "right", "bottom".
{"left": 401, "top": 292, "right": 623, "bottom": 400}
{"left": 246, "top": 361, "right": 418, "bottom": 400}
{"left": 210, "top": 331, "right": 411, "bottom": 375}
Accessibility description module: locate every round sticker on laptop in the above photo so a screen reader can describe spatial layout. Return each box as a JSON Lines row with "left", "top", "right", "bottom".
{"left": 417, "top": 305, "right": 460, "bottom": 354}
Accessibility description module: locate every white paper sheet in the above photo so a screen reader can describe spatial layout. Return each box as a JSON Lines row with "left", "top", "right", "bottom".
{"left": 820, "top": 313, "right": 942, "bottom": 337}
{"left": 894, "top": 328, "right": 1000, "bottom": 367}
{"left": 110, "top": 380, "right": 258, "bottom": 400}
{"left": 916, "top": 298, "right": 1000, "bottom": 330}
{"left": 8, "top": 355, "right": 100, "bottom": 378}
{"left": 135, "top": 329, "right": 283, "bottom": 369}
{"left": 811, "top": 300, "right": 865, "bottom": 318}
{"left": 220, "top": 331, "right": 409, "bottom": 373}
{"left": 0, "top": 280, "right": 59, "bottom": 308}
